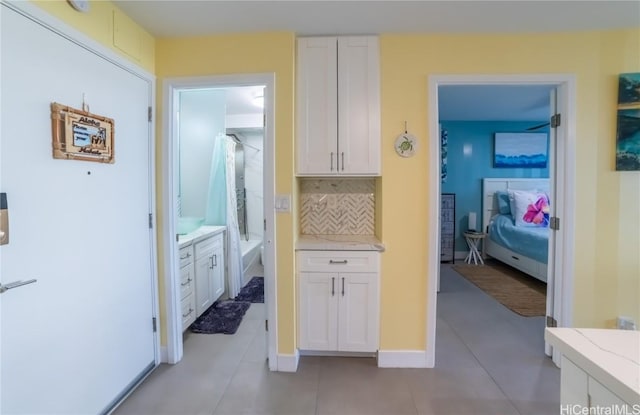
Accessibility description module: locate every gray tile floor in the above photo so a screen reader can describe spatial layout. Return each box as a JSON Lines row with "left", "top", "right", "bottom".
{"left": 114, "top": 264, "right": 559, "bottom": 415}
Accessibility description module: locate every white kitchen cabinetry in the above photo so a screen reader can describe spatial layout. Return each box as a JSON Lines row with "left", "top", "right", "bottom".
{"left": 296, "top": 36, "right": 380, "bottom": 176}
{"left": 297, "top": 251, "right": 380, "bottom": 352}
{"left": 179, "top": 245, "right": 196, "bottom": 330}
{"left": 194, "top": 232, "right": 225, "bottom": 316}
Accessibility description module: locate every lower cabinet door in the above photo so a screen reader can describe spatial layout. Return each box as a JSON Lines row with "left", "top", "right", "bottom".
{"left": 298, "top": 272, "right": 339, "bottom": 351}
{"left": 211, "top": 234, "right": 225, "bottom": 302}
{"left": 195, "top": 254, "right": 213, "bottom": 316}
{"left": 338, "top": 273, "right": 379, "bottom": 352}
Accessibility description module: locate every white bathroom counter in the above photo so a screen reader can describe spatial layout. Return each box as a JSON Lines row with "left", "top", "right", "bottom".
{"left": 296, "top": 234, "right": 385, "bottom": 252}
{"left": 545, "top": 327, "right": 640, "bottom": 405}
{"left": 178, "top": 225, "right": 226, "bottom": 248}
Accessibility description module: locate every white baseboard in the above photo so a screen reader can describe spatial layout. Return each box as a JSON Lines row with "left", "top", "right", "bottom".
{"left": 276, "top": 349, "right": 299, "bottom": 372}
{"left": 377, "top": 350, "right": 432, "bottom": 368}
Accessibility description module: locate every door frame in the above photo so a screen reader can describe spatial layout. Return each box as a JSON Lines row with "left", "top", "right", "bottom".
{"left": 161, "top": 73, "right": 277, "bottom": 366}
{"left": 426, "top": 74, "right": 576, "bottom": 366}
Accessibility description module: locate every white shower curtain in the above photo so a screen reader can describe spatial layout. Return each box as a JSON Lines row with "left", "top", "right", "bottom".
{"left": 205, "top": 134, "right": 244, "bottom": 299}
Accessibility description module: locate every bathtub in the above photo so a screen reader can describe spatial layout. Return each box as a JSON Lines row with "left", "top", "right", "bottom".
{"left": 239, "top": 238, "right": 262, "bottom": 281}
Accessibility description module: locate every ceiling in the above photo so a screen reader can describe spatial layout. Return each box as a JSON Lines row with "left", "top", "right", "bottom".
{"left": 128, "top": 0, "right": 637, "bottom": 122}
{"left": 113, "top": 1, "right": 639, "bottom": 38}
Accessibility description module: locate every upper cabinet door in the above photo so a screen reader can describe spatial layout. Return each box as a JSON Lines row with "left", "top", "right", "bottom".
{"left": 296, "top": 37, "right": 339, "bottom": 175}
{"left": 296, "top": 36, "right": 380, "bottom": 176}
{"left": 338, "top": 36, "right": 381, "bottom": 176}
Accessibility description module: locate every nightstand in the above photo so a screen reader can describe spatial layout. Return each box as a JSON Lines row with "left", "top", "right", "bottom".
{"left": 464, "top": 232, "right": 486, "bottom": 265}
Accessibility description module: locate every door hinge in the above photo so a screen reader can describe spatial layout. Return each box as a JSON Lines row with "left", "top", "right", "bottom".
{"left": 148, "top": 106, "right": 153, "bottom": 122}
{"left": 546, "top": 316, "right": 557, "bottom": 328}
{"left": 550, "top": 113, "right": 561, "bottom": 128}
{"left": 550, "top": 216, "right": 560, "bottom": 231}
{"left": 152, "top": 317, "right": 157, "bottom": 332}
{"left": 148, "top": 213, "right": 153, "bottom": 229}
{"left": 265, "top": 319, "right": 268, "bottom": 331}
{"left": 263, "top": 114, "right": 266, "bottom": 128}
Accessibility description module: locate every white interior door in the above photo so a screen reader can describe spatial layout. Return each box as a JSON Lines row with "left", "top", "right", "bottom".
{"left": 0, "top": 5, "right": 156, "bottom": 413}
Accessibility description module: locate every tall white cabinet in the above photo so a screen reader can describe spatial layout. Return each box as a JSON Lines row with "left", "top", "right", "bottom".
{"left": 296, "top": 36, "right": 380, "bottom": 176}
{"left": 297, "top": 251, "right": 380, "bottom": 353}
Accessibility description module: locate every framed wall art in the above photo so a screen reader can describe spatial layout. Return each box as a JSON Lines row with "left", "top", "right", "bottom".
{"left": 51, "top": 102, "right": 114, "bottom": 163}
{"left": 616, "top": 73, "right": 640, "bottom": 171}
{"left": 494, "top": 132, "right": 548, "bottom": 168}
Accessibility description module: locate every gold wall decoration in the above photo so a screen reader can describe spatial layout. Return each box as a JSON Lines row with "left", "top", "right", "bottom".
{"left": 51, "top": 102, "right": 114, "bottom": 163}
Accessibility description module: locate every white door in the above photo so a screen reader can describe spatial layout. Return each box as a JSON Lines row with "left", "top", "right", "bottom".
{"left": 1, "top": 5, "right": 156, "bottom": 414}
{"left": 298, "top": 273, "right": 338, "bottom": 351}
{"left": 338, "top": 273, "right": 379, "bottom": 352}
{"left": 194, "top": 252, "right": 214, "bottom": 316}
{"left": 296, "top": 37, "right": 338, "bottom": 175}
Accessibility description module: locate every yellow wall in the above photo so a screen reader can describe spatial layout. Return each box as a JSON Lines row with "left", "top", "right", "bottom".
{"left": 27, "top": 0, "right": 639, "bottom": 356}
{"left": 32, "top": 0, "right": 155, "bottom": 73}
{"left": 155, "top": 33, "right": 298, "bottom": 353}
{"left": 379, "top": 29, "right": 640, "bottom": 350}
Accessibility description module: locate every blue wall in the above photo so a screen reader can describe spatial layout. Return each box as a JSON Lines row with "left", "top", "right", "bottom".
{"left": 440, "top": 121, "right": 550, "bottom": 252}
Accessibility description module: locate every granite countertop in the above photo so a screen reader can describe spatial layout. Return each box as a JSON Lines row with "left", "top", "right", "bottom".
{"left": 178, "top": 225, "right": 226, "bottom": 248}
{"left": 296, "top": 234, "right": 385, "bottom": 252}
{"left": 545, "top": 327, "right": 640, "bottom": 404}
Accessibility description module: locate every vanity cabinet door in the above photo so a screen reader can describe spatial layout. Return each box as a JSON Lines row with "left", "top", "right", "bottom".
{"left": 194, "top": 251, "right": 214, "bottom": 317}
{"left": 298, "top": 272, "right": 339, "bottom": 351}
{"left": 338, "top": 272, "right": 379, "bottom": 352}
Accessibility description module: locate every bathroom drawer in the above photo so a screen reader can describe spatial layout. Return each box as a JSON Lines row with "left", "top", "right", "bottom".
{"left": 179, "top": 245, "right": 193, "bottom": 268}
{"left": 297, "top": 251, "right": 379, "bottom": 273}
{"left": 181, "top": 292, "right": 196, "bottom": 330}
{"left": 180, "top": 263, "right": 195, "bottom": 299}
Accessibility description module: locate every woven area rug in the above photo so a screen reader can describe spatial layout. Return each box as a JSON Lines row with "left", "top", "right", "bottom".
{"left": 191, "top": 300, "right": 250, "bottom": 335}
{"left": 234, "top": 276, "right": 264, "bottom": 303}
{"left": 452, "top": 260, "right": 546, "bottom": 317}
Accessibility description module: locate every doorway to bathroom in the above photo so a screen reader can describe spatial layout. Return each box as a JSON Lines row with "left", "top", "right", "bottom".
{"left": 162, "top": 74, "right": 277, "bottom": 368}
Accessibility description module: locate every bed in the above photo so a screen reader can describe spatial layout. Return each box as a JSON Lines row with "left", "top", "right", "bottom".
{"left": 482, "top": 178, "right": 550, "bottom": 283}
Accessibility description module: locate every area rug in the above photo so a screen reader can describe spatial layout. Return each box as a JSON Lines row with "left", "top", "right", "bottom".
{"left": 191, "top": 300, "right": 251, "bottom": 335}
{"left": 234, "top": 276, "right": 264, "bottom": 303}
{"left": 452, "top": 261, "right": 546, "bottom": 317}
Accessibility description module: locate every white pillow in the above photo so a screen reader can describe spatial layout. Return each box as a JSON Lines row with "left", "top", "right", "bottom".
{"left": 508, "top": 190, "right": 550, "bottom": 227}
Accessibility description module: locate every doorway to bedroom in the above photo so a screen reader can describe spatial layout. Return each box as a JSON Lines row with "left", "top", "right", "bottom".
{"left": 428, "top": 75, "right": 576, "bottom": 370}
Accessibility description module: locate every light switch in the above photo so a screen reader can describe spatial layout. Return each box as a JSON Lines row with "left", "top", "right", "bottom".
{"left": 275, "top": 194, "right": 291, "bottom": 212}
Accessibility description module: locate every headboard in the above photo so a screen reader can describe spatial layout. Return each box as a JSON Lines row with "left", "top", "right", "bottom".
{"left": 482, "top": 178, "right": 550, "bottom": 233}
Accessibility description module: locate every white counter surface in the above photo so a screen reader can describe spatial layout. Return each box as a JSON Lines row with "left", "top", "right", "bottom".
{"left": 296, "top": 234, "right": 385, "bottom": 252}
{"left": 178, "top": 225, "right": 226, "bottom": 248}
{"left": 545, "top": 327, "right": 640, "bottom": 404}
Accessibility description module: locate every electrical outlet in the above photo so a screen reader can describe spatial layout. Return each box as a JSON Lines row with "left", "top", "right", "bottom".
{"left": 616, "top": 316, "right": 637, "bottom": 330}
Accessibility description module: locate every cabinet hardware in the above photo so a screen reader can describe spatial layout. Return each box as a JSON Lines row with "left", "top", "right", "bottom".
{"left": 342, "top": 277, "right": 345, "bottom": 296}
{"left": 330, "top": 152, "right": 334, "bottom": 171}
{"left": 182, "top": 308, "right": 193, "bottom": 318}
{"left": 0, "top": 279, "right": 37, "bottom": 294}
{"left": 181, "top": 278, "right": 192, "bottom": 286}
{"left": 180, "top": 252, "right": 191, "bottom": 260}
{"left": 213, "top": 254, "right": 217, "bottom": 267}
{"left": 341, "top": 152, "right": 344, "bottom": 171}
{"left": 329, "top": 259, "right": 348, "bottom": 265}
{"left": 331, "top": 277, "right": 335, "bottom": 296}
{"left": 209, "top": 256, "right": 214, "bottom": 269}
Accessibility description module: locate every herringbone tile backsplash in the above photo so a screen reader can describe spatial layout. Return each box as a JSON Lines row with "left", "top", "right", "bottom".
{"left": 300, "top": 179, "right": 375, "bottom": 235}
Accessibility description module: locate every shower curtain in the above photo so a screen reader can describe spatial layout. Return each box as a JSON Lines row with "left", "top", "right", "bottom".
{"left": 205, "top": 134, "right": 244, "bottom": 299}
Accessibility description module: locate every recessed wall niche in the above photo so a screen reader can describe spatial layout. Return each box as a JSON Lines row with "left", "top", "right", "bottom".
{"left": 299, "top": 178, "right": 375, "bottom": 235}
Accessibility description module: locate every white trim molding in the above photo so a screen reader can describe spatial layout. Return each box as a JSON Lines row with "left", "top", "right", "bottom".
{"left": 276, "top": 350, "right": 300, "bottom": 373}
{"left": 427, "top": 73, "right": 576, "bottom": 368}
{"left": 161, "top": 74, "right": 277, "bottom": 368}
{"left": 377, "top": 350, "right": 431, "bottom": 368}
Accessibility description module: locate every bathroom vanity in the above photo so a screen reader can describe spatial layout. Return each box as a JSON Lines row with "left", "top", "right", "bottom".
{"left": 178, "top": 226, "right": 226, "bottom": 330}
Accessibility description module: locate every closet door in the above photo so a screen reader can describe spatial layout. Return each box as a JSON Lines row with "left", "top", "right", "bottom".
{"left": 1, "top": 5, "right": 156, "bottom": 413}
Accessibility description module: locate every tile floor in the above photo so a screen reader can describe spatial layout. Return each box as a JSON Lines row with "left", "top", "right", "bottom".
{"left": 113, "top": 264, "right": 559, "bottom": 415}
